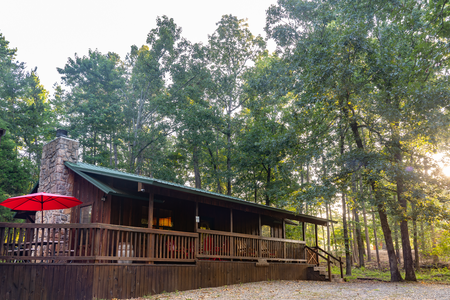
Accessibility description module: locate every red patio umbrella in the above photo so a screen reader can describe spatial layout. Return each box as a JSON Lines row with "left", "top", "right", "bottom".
{"left": 0, "top": 192, "right": 83, "bottom": 221}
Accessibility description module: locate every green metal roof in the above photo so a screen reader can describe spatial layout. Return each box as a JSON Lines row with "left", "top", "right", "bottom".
{"left": 65, "top": 161, "right": 333, "bottom": 225}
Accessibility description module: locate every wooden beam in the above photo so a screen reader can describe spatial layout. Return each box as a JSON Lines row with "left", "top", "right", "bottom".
{"left": 282, "top": 219, "right": 286, "bottom": 239}
{"left": 230, "top": 208, "right": 233, "bottom": 233}
{"left": 258, "top": 214, "right": 261, "bottom": 236}
{"left": 195, "top": 201, "right": 199, "bottom": 233}
{"left": 148, "top": 189, "right": 154, "bottom": 229}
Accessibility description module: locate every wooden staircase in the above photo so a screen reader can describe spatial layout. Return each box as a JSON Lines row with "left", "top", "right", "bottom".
{"left": 307, "top": 266, "right": 344, "bottom": 282}
{"left": 305, "top": 246, "right": 344, "bottom": 282}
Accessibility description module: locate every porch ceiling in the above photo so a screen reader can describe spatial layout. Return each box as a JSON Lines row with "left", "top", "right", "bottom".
{"left": 65, "top": 162, "right": 334, "bottom": 226}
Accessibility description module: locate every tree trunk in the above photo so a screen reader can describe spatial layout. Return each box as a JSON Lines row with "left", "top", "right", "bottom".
{"left": 329, "top": 203, "right": 337, "bottom": 256}
{"left": 378, "top": 204, "right": 403, "bottom": 281}
{"left": 265, "top": 166, "right": 271, "bottom": 206}
{"left": 361, "top": 182, "right": 371, "bottom": 261}
{"left": 349, "top": 207, "right": 357, "bottom": 264}
{"left": 353, "top": 207, "right": 365, "bottom": 267}
{"left": 431, "top": 223, "right": 439, "bottom": 264}
{"left": 207, "top": 145, "right": 221, "bottom": 193}
{"left": 351, "top": 210, "right": 358, "bottom": 264}
{"left": 226, "top": 119, "right": 232, "bottom": 196}
{"left": 412, "top": 202, "right": 419, "bottom": 270}
{"left": 342, "top": 192, "right": 352, "bottom": 275}
{"left": 420, "top": 222, "right": 425, "bottom": 254}
{"left": 394, "top": 219, "right": 401, "bottom": 266}
{"left": 372, "top": 210, "right": 381, "bottom": 269}
{"left": 326, "top": 202, "right": 331, "bottom": 253}
{"left": 193, "top": 146, "right": 202, "bottom": 189}
{"left": 394, "top": 145, "right": 416, "bottom": 281}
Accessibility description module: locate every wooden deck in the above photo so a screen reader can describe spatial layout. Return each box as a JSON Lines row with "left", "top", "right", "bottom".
{"left": 0, "top": 261, "right": 310, "bottom": 300}
{"left": 0, "top": 222, "right": 339, "bottom": 300}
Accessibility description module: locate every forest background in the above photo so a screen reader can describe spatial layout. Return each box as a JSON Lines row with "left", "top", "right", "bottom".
{"left": 1, "top": 0, "right": 450, "bottom": 282}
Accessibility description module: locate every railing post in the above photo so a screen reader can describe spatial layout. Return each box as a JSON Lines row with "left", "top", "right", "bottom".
{"left": 149, "top": 233, "right": 155, "bottom": 264}
{"left": 0, "top": 226, "right": 6, "bottom": 256}
{"left": 327, "top": 255, "right": 332, "bottom": 282}
{"left": 94, "top": 227, "right": 100, "bottom": 262}
{"left": 230, "top": 236, "right": 234, "bottom": 258}
{"left": 195, "top": 235, "right": 198, "bottom": 260}
{"left": 258, "top": 237, "right": 261, "bottom": 259}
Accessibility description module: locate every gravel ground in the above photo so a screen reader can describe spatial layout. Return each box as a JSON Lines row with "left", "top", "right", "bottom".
{"left": 133, "top": 280, "right": 450, "bottom": 300}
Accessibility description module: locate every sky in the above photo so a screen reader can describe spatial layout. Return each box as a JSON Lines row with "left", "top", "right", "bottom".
{"left": 1, "top": 0, "right": 278, "bottom": 94}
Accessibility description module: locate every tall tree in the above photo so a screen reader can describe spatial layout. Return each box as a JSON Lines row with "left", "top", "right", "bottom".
{"left": 58, "top": 49, "right": 126, "bottom": 166}
{"left": 208, "top": 15, "right": 265, "bottom": 195}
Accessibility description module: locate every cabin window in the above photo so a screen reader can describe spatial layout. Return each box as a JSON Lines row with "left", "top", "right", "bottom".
{"left": 153, "top": 209, "right": 173, "bottom": 229}
{"left": 261, "top": 225, "right": 271, "bottom": 237}
{"left": 80, "top": 205, "right": 92, "bottom": 223}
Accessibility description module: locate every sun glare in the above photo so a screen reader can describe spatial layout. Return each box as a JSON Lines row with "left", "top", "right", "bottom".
{"left": 443, "top": 166, "right": 450, "bottom": 177}
{"left": 433, "top": 153, "right": 450, "bottom": 177}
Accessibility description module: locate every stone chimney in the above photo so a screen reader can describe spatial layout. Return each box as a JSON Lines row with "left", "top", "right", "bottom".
{"left": 37, "top": 129, "right": 79, "bottom": 224}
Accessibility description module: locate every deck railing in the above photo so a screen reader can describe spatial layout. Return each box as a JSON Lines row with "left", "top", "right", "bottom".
{"left": 0, "top": 223, "right": 197, "bottom": 263}
{"left": 197, "top": 229, "right": 306, "bottom": 262}
{"left": 0, "top": 223, "right": 307, "bottom": 264}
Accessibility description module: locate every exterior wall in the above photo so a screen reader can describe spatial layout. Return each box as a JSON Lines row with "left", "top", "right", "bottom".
{"left": 0, "top": 261, "right": 309, "bottom": 300}
{"left": 37, "top": 136, "right": 79, "bottom": 224}
{"left": 71, "top": 175, "right": 111, "bottom": 224}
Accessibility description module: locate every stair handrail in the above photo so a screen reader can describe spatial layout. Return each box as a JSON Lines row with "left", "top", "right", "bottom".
{"left": 313, "top": 246, "right": 344, "bottom": 279}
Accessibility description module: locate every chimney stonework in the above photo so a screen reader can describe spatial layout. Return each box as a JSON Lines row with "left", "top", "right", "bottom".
{"left": 37, "top": 136, "right": 79, "bottom": 224}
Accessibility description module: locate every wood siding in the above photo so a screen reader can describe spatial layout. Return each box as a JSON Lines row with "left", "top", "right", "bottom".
{"left": 0, "top": 261, "right": 309, "bottom": 300}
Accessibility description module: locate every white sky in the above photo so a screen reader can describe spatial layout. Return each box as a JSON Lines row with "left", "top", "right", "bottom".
{"left": 1, "top": 0, "right": 278, "bottom": 94}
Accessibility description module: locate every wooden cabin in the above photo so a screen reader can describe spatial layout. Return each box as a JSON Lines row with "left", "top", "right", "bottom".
{"left": 0, "top": 134, "right": 342, "bottom": 300}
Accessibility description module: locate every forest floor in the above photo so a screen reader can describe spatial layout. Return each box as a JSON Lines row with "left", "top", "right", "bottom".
{"left": 345, "top": 250, "right": 450, "bottom": 284}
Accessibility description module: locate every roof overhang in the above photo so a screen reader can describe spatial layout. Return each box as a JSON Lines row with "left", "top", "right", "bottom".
{"left": 65, "top": 162, "right": 335, "bottom": 226}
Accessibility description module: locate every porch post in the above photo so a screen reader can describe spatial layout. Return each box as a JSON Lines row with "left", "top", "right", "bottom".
{"left": 230, "top": 208, "right": 234, "bottom": 258}
{"left": 148, "top": 190, "right": 154, "bottom": 229}
{"left": 148, "top": 189, "right": 154, "bottom": 264}
{"left": 315, "top": 224, "right": 318, "bottom": 248}
{"left": 258, "top": 214, "right": 261, "bottom": 258}
{"left": 195, "top": 202, "right": 199, "bottom": 233}
{"left": 230, "top": 208, "right": 233, "bottom": 233}
{"left": 302, "top": 222, "right": 306, "bottom": 242}
{"left": 282, "top": 218, "right": 286, "bottom": 259}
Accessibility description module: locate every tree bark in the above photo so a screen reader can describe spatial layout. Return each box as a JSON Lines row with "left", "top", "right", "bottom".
{"left": 353, "top": 207, "right": 365, "bottom": 267}
{"left": 394, "top": 219, "right": 401, "bottom": 265}
{"left": 412, "top": 202, "right": 419, "bottom": 270}
{"left": 326, "top": 202, "right": 331, "bottom": 253}
{"left": 378, "top": 204, "right": 403, "bottom": 281}
{"left": 349, "top": 207, "right": 357, "bottom": 264}
{"left": 193, "top": 146, "right": 202, "bottom": 189}
{"left": 342, "top": 192, "right": 352, "bottom": 275}
{"left": 372, "top": 210, "right": 381, "bottom": 269}
{"left": 396, "top": 178, "right": 416, "bottom": 280}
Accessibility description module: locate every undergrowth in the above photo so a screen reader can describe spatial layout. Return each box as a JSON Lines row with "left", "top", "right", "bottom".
{"left": 333, "top": 265, "right": 450, "bottom": 283}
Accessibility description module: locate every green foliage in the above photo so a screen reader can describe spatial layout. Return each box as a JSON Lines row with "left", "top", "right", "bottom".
{"left": 0, "top": 32, "right": 48, "bottom": 219}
